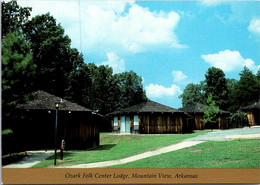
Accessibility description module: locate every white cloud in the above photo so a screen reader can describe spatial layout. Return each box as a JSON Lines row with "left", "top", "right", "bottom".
{"left": 248, "top": 18, "right": 260, "bottom": 36}
{"left": 101, "top": 52, "right": 125, "bottom": 74}
{"left": 145, "top": 84, "right": 182, "bottom": 98}
{"left": 172, "top": 70, "right": 187, "bottom": 82}
{"left": 201, "top": 50, "right": 259, "bottom": 73}
{"left": 17, "top": 0, "right": 185, "bottom": 53}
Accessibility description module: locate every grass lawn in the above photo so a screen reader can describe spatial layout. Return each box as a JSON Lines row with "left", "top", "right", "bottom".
{"left": 111, "top": 139, "right": 260, "bottom": 168}
{"left": 32, "top": 130, "right": 209, "bottom": 168}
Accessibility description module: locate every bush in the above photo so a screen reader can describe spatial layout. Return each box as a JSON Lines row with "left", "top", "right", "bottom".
{"left": 227, "top": 112, "right": 249, "bottom": 128}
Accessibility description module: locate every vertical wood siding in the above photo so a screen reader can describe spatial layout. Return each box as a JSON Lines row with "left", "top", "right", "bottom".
{"left": 139, "top": 113, "right": 184, "bottom": 134}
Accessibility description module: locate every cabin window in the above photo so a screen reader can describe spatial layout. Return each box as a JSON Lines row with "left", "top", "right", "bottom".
{"left": 133, "top": 115, "right": 139, "bottom": 130}
{"left": 113, "top": 117, "right": 118, "bottom": 130}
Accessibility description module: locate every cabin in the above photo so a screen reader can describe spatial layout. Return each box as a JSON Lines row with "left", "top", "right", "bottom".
{"left": 108, "top": 100, "right": 193, "bottom": 134}
{"left": 179, "top": 103, "right": 230, "bottom": 130}
{"left": 241, "top": 102, "right": 260, "bottom": 126}
{"left": 12, "top": 90, "right": 100, "bottom": 152}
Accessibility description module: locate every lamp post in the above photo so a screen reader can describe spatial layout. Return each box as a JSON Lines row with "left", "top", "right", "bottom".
{"left": 54, "top": 100, "right": 60, "bottom": 165}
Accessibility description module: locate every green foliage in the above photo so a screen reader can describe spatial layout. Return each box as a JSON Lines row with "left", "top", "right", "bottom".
{"left": 202, "top": 94, "right": 220, "bottom": 129}
{"left": 226, "top": 78, "right": 238, "bottom": 112}
{"left": 231, "top": 67, "right": 259, "bottom": 110}
{"left": 2, "top": 31, "right": 36, "bottom": 114}
{"left": 66, "top": 63, "right": 147, "bottom": 115}
{"left": 227, "top": 112, "right": 249, "bottom": 128}
{"left": 1, "top": 1, "right": 147, "bottom": 120}
{"left": 1, "top": 0, "right": 32, "bottom": 40}
{"left": 179, "top": 82, "right": 205, "bottom": 107}
{"left": 23, "top": 13, "right": 83, "bottom": 97}
{"left": 204, "top": 67, "right": 229, "bottom": 110}
{"left": 115, "top": 71, "right": 148, "bottom": 108}
{"left": 1, "top": 31, "right": 36, "bottom": 138}
{"left": 2, "top": 129, "right": 13, "bottom": 136}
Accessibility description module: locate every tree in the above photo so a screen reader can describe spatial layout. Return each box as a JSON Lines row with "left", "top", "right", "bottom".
{"left": 179, "top": 82, "right": 205, "bottom": 107}
{"left": 204, "top": 67, "right": 229, "bottom": 110}
{"left": 116, "top": 71, "right": 147, "bottom": 109}
{"left": 1, "top": 0, "right": 31, "bottom": 40}
{"left": 226, "top": 78, "right": 238, "bottom": 112}
{"left": 2, "top": 31, "right": 36, "bottom": 132}
{"left": 66, "top": 64, "right": 147, "bottom": 115}
{"left": 257, "top": 68, "right": 260, "bottom": 101}
{"left": 232, "top": 67, "right": 259, "bottom": 109}
{"left": 66, "top": 63, "right": 120, "bottom": 115}
{"left": 202, "top": 94, "right": 220, "bottom": 130}
{"left": 23, "top": 13, "right": 83, "bottom": 97}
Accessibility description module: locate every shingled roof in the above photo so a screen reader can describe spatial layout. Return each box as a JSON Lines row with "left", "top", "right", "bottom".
{"left": 179, "top": 103, "right": 230, "bottom": 114}
{"left": 108, "top": 100, "right": 184, "bottom": 115}
{"left": 241, "top": 101, "right": 260, "bottom": 110}
{"left": 16, "top": 90, "right": 92, "bottom": 112}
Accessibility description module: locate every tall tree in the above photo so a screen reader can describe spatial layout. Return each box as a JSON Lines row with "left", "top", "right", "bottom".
{"left": 2, "top": 31, "right": 36, "bottom": 131}
{"left": 23, "top": 13, "right": 83, "bottom": 97}
{"left": 226, "top": 78, "right": 238, "bottom": 112}
{"left": 232, "top": 67, "right": 259, "bottom": 109}
{"left": 204, "top": 67, "right": 229, "bottom": 110}
{"left": 1, "top": 0, "right": 32, "bottom": 40}
{"left": 202, "top": 94, "right": 220, "bottom": 130}
{"left": 179, "top": 82, "right": 205, "bottom": 107}
{"left": 116, "top": 71, "right": 147, "bottom": 109}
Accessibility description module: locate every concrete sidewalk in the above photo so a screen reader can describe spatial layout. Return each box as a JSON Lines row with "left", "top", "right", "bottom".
{"left": 56, "top": 140, "right": 204, "bottom": 168}
{"left": 3, "top": 150, "right": 54, "bottom": 168}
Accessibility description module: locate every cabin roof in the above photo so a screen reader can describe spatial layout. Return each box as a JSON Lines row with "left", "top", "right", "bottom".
{"left": 241, "top": 101, "right": 260, "bottom": 110}
{"left": 108, "top": 100, "right": 185, "bottom": 115}
{"left": 179, "top": 103, "right": 230, "bottom": 114}
{"left": 16, "top": 90, "right": 92, "bottom": 112}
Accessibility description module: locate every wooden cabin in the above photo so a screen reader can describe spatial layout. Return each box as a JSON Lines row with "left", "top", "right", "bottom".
{"left": 241, "top": 102, "right": 260, "bottom": 126}
{"left": 108, "top": 100, "right": 193, "bottom": 134}
{"left": 179, "top": 103, "right": 230, "bottom": 130}
{"left": 13, "top": 90, "right": 100, "bottom": 151}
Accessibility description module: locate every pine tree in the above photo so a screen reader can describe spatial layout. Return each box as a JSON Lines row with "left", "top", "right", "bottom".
{"left": 2, "top": 31, "right": 36, "bottom": 133}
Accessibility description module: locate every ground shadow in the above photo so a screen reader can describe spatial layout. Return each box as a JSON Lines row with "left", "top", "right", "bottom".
{"left": 93, "top": 144, "right": 116, "bottom": 151}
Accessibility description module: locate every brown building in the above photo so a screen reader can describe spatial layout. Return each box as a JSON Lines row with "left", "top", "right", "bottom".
{"left": 179, "top": 103, "right": 230, "bottom": 130}
{"left": 12, "top": 90, "right": 100, "bottom": 151}
{"left": 241, "top": 102, "right": 260, "bottom": 125}
{"left": 108, "top": 100, "right": 192, "bottom": 134}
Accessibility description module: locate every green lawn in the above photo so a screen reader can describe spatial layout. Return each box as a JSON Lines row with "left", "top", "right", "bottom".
{"left": 32, "top": 130, "right": 209, "bottom": 168}
{"left": 111, "top": 139, "right": 260, "bottom": 168}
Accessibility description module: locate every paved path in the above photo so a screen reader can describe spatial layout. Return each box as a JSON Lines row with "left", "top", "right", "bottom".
{"left": 3, "top": 126, "right": 260, "bottom": 168}
{"left": 3, "top": 150, "right": 54, "bottom": 168}
{"left": 185, "top": 126, "right": 260, "bottom": 141}
{"left": 56, "top": 140, "right": 204, "bottom": 168}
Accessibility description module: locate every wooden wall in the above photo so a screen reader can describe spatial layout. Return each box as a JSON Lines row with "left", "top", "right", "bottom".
{"left": 246, "top": 110, "right": 260, "bottom": 125}
{"left": 111, "top": 113, "right": 193, "bottom": 134}
{"left": 189, "top": 113, "right": 228, "bottom": 130}
{"left": 63, "top": 112, "right": 100, "bottom": 150}
{"left": 5, "top": 110, "right": 100, "bottom": 154}
{"left": 139, "top": 113, "right": 184, "bottom": 134}
{"left": 195, "top": 114, "right": 205, "bottom": 130}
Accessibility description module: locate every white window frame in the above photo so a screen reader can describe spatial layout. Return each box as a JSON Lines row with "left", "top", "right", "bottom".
{"left": 133, "top": 115, "right": 139, "bottom": 130}
{"left": 113, "top": 117, "right": 118, "bottom": 127}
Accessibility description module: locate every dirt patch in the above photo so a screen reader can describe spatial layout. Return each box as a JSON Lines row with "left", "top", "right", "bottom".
{"left": 225, "top": 134, "right": 260, "bottom": 139}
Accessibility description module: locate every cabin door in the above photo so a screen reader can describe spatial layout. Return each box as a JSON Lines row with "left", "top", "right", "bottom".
{"left": 120, "top": 116, "right": 126, "bottom": 133}
{"left": 125, "top": 116, "right": 131, "bottom": 133}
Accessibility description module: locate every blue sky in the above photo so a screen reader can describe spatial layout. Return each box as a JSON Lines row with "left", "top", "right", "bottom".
{"left": 17, "top": 0, "right": 260, "bottom": 109}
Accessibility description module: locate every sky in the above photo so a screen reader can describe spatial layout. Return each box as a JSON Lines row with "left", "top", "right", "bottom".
{"left": 16, "top": 0, "right": 260, "bottom": 109}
